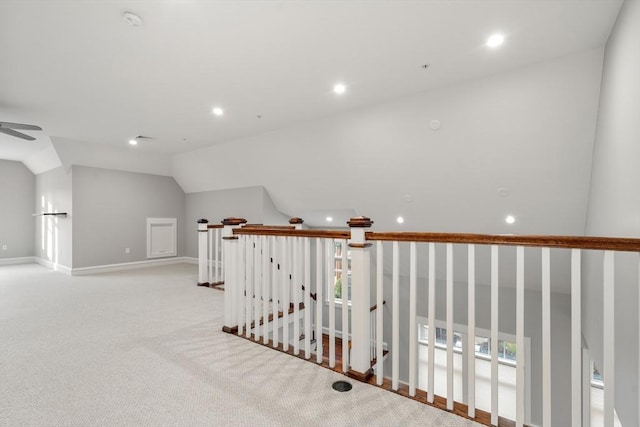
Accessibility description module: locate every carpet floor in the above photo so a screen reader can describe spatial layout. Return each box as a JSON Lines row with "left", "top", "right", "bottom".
{"left": 0, "top": 263, "right": 480, "bottom": 426}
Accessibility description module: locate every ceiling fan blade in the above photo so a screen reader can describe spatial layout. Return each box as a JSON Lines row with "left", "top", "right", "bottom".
{"left": 0, "top": 121, "right": 43, "bottom": 131}
{"left": 0, "top": 127, "right": 36, "bottom": 141}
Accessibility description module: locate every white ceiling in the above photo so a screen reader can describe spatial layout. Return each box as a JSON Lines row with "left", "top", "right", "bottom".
{"left": 0, "top": 0, "right": 623, "bottom": 163}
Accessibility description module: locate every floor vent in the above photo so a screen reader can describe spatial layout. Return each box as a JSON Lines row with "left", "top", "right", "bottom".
{"left": 332, "top": 380, "right": 352, "bottom": 392}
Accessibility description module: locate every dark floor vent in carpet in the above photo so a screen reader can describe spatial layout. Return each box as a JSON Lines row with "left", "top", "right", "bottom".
{"left": 332, "top": 380, "right": 353, "bottom": 392}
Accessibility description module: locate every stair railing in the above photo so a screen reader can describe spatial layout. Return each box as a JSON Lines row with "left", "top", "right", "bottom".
{"left": 198, "top": 216, "right": 640, "bottom": 427}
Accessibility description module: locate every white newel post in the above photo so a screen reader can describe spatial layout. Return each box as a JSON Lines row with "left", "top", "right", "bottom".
{"left": 289, "top": 217, "right": 304, "bottom": 230}
{"left": 222, "top": 217, "right": 247, "bottom": 333}
{"left": 197, "top": 219, "right": 209, "bottom": 286}
{"left": 348, "top": 216, "right": 373, "bottom": 380}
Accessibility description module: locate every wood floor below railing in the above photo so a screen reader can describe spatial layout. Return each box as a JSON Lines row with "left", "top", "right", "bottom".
{"left": 223, "top": 328, "right": 520, "bottom": 427}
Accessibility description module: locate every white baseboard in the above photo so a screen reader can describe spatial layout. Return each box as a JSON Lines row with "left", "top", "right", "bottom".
{"left": 0, "top": 256, "right": 36, "bottom": 266}
{"left": 183, "top": 256, "right": 198, "bottom": 265}
{"left": 35, "top": 257, "right": 72, "bottom": 275}
{"left": 70, "top": 256, "right": 192, "bottom": 276}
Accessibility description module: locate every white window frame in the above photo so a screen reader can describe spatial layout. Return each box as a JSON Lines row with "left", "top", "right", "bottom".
{"left": 417, "top": 316, "right": 532, "bottom": 423}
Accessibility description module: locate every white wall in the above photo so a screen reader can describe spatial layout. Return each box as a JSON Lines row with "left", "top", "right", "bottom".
{"left": 584, "top": 1, "right": 640, "bottom": 425}
{"left": 34, "top": 166, "right": 73, "bottom": 270}
{"left": 173, "top": 49, "right": 603, "bottom": 236}
{"left": 0, "top": 160, "right": 35, "bottom": 260}
{"left": 184, "top": 186, "right": 290, "bottom": 258}
{"left": 72, "top": 166, "right": 185, "bottom": 268}
{"left": 53, "top": 138, "right": 173, "bottom": 177}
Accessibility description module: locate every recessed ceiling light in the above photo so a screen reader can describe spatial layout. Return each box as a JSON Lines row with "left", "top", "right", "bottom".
{"left": 333, "top": 83, "right": 346, "bottom": 95}
{"left": 396, "top": 216, "right": 404, "bottom": 224}
{"left": 505, "top": 215, "right": 516, "bottom": 224}
{"left": 498, "top": 187, "right": 510, "bottom": 197}
{"left": 486, "top": 33, "right": 505, "bottom": 48}
{"left": 326, "top": 216, "right": 333, "bottom": 222}
{"left": 123, "top": 11, "right": 143, "bottom": 27}
{"left": 212, "top": 107, "right": 224, "bottom": 116}
{"left": 128, "top": 139, "right": 138, "bottom": 146}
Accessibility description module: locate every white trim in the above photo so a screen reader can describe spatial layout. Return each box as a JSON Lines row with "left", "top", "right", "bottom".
{"left": 35, "top": 257, "right": 72, "bottom": 275}
{"left": 183, "top": 256, "right": 198, "bottom": 265}
{"left": 70, "top": 257, "right": 190, "bottom": 276}
{"left": 0, "top": 256, "right": 36, "bottom": 266}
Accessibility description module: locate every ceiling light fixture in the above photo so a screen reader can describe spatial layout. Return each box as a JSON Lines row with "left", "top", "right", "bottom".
{"left": 212, "top": 107, "right": 224, "bottom": 116}
{"left": 505, "top": 215, "right": 516, "bottom": 224}
{"left": 333, "top": 83, "right": 346, "bottom": 95}
{"left": 326, "top": 216, "right": 333, "bottom": 222}
{"left": 396, "top": 216, "right": 404, "bottom": 224}
{"left": 123, "top": 11, "right": 143, "bottom": 27}
{"left": 486, "top": 33, "right": 505, "bottom": 48}
{"left": 128, "top": 139, "right": 138, "bottom": 146}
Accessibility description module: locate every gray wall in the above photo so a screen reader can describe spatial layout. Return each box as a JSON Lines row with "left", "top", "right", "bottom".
{"left": 0, "top": 160, "right": 35, "bottom": 259}
{"left": 35, "top": 166, "right": 73, "bottom": 268}
{"left": 72, "top": 166, "right": 185, "bottom": 268}
{"left": 584, "top": 1, "right": 640, "bottom": 425}
{"left": 185, "top": 186, "right": 285, "bottom": 258}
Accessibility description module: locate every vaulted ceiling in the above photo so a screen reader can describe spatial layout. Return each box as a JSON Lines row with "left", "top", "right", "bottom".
{"left": 0, "top": 0, "right": 623, "bottom": 162}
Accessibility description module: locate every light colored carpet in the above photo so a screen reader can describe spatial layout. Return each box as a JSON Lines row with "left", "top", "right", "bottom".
{"left": 0, "top": 263, "right": 481, "bottom": 426}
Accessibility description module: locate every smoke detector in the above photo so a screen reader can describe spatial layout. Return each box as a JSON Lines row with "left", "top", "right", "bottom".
{"left": 123, "top": 11, "right": 143, "bottom": 27}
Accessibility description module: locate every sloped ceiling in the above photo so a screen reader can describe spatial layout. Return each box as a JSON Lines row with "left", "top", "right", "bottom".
{"left": 0, "top": 0, "right": 622, "bottom": 163}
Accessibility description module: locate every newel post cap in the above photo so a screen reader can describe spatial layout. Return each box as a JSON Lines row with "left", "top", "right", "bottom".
{"left": 221, "top": 217, "right": 248, "bottom": 226}
{"left": 289, "top": 217, "right": 304, "bottom": 225}
{"left": 197, "top": 218, "right": 209, "bottom": 224}
{"left": 347, "top": 216, "right": 374, "bottom": 228}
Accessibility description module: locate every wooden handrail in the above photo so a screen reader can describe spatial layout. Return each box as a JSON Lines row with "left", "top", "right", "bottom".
{"left": 207, "top": 224, "right": 224, "bottom": 229}
{"left": 230, "top": 225, "right": 640, "bottom": 251}
{"left": 366, "top": 232, "right": 640, "bottom": 252}
{"left": 233, "top": 228, "right": 350, "bottom": 239}
{"left": 242, "top": 224, "right": 297, "bottom": 230}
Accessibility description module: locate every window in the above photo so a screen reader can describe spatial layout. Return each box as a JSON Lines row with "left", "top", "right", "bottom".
{"left": 419, "top": 324, "right": 517, "bottom": 365}
{"left": 591, "top": 363, "right": 603, "bottom": 388}
{"left": 332, "top": 241, "right": 351, "bottom": 302}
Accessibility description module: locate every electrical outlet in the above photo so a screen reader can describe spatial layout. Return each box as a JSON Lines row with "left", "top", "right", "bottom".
{"left": 1, "top": 244, "right": 7, "bottom": 251}
{"left": 125, "top": 247, "right": 130, "bottom": 254}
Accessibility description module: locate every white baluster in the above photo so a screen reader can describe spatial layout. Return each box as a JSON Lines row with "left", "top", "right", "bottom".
{"left": 516, "top": 246, "right": 525, "bottom": 427}
{"left": 262, "top": 235, "right": 269, "bottom": 345}
{"left": 571, "top": 248, "right": 581, "bottom": 427}
{"left": 392, "top": 240, "right": 399, "bottom": 391}
{"left": 254, "top": 236, "right": 261, "bottom": 342}
{"left": 237, "top": 235, "right": 245, "bottom": 336}
{"left": 208, "top": 227, "right": 213, "bottom": 283}
{"left": 467, "top": 244, "right": 476, "bottom": 418}
{"left": 603, "top": 251, "right": 614, "bottom": 427}
{"left": 491, "top": 245, "right": 499, "bottom": 426}
{"left": 272, "top": 237, "right": 279, "bottom": 348}
{"left": 316, "top": 238, "right": 324, "bottom": 364}
{"left": 427, "top": 242, "right": 436, "bottom": 404}
{"left": 304, "top": 237, "right": 311, "bottom": 359}
{"left": 446, "top": 243, "right": 454, "bottom": 410}
{"left": 341, "top": 238, "right": 349, "bottom": 373}
{"left": 542, "top": 247, "right": 551, "bottom": 427}
{"left": 245, "top": 235, "right": 253, "bottom": 338}
{"left": 409, "top": 242, "right": 417, "bottom": 397}
{"left": 376, "top": 241, "right": 384, "bottom": 385}
{"left": 215, "top": 228, "right": 221, "bottom": 283}
{"left": 582, "top": 348, "right": 591, "bottom": 427}
{"left": 293, "top": 237, "right": 300, "bottom": 355}
{"left": 329, "top": 239, "right": 336, "bottom": 368}
{"left": 283, "top": 237, "right": 290, "bottom": 352}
